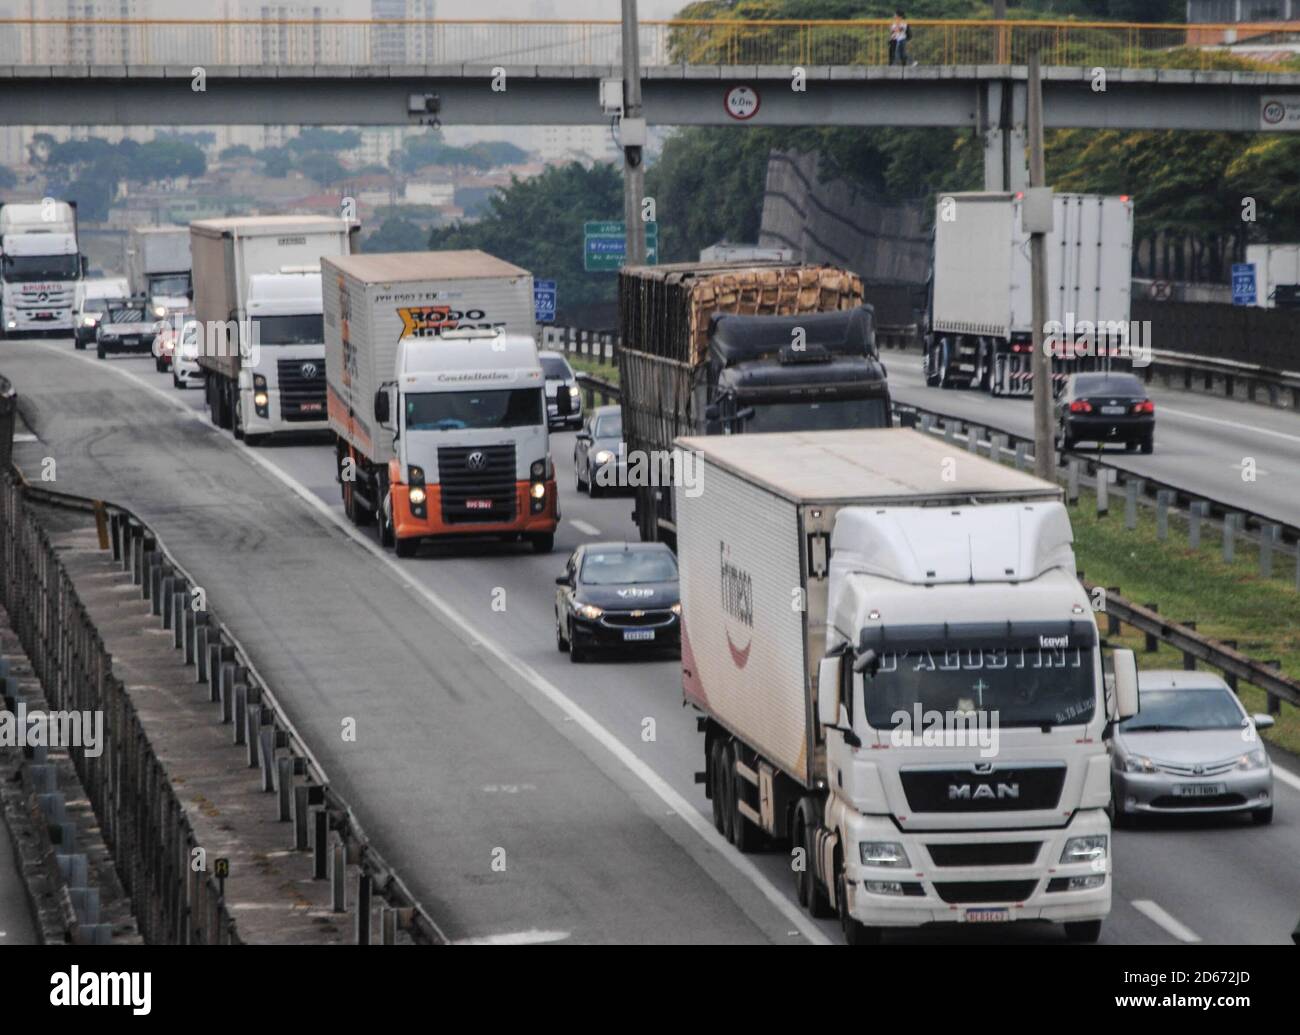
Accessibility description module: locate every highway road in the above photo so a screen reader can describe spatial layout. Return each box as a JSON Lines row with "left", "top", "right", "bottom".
{"left": 3, "top": 337, "right": 1299, "bottom": 945}
{"left": 884, "top": 354, "right": 1300, "bottom": 528}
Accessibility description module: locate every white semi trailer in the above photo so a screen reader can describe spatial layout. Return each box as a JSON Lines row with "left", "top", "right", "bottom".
{"left": 676, "top": 428, "right": 1140, "bottom": 945}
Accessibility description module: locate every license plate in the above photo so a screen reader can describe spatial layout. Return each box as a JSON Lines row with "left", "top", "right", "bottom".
{"left": 36, "top": 311, "right": 52, "bottom": 319}
{"left": 1173, "top": 782, "right": 1226, "bottom": 797}
{"left": 963, "top": 907, "right": 1010, "bottom": 923}
{"left": 623, "top": 629, "right": 655, "bottom": 642}
{"left": 466, "top": 499, "right": 492, "bottom": 510}
{"left": 1100, "top": 405, "right": 1126, "bottom": 415}
{"left": 299, "top": 401, "right": 323, "bottom": 413}
{"left": 124, "top": 337, "right": 139, "bottom": 345}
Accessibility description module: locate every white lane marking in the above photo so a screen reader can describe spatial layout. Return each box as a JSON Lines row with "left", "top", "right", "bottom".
{"left": 12, "top": 433, "right": 37, "bottom": 442}
{"left": 453, "top": 928, "right": 571, "bottom": 945}
{"left": 1157, "top": 406, "right": 1300, "bottom": 447}
{"left": 40, "top": 343, "right": 832, "bottom": 946}
{"left": 1131, "top": 899, "right": 1201, "bottom": 943}
{"left": 570, "top": 519, "right": 601, "bottom": 536}
{"left": 1271, "top": 762, "right": 1300, "bottom": 793}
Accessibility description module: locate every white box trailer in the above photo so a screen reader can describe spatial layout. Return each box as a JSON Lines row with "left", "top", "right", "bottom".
{"left": 925, "top": 192, "right": 1134, "bottom": 396}
{"left": 675, "top": 428, "right": 1139, "bottom": 944}
{"left": 126, "top": 225, "right": 192, "bottom": 315}
{"left": 322, "top": 250, "right": 535, "bottom": 468}
{"left": 1244, "top": 243, "right": 1300, "bottom": 308}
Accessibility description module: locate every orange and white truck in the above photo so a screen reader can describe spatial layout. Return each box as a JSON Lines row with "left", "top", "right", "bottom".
{"left": 322, "top": 250, "right": 565, "bottom": 556}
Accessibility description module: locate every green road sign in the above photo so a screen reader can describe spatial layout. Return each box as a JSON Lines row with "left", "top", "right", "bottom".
{"left": 583, "top": 221, "right": 658, "bottom": 272}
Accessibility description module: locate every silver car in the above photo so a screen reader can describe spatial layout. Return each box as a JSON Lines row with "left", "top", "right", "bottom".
{"left": 539, "top": 350, "right": 583, "bottom": 430}
{"left": 1110, "top": 671, "right": 1274, "bottom": 826}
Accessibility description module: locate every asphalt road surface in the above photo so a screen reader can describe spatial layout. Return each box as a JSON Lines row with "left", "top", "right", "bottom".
{"left": 3, "top": 336, "right": 1299, "bottom": 945}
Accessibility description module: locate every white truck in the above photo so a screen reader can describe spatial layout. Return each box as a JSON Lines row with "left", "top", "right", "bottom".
{"left": 676, "top": 428, "right": 1140, "bottom": 945}
{"left": 924, "top": 192, "right": 1134, "bottom": 396}
{"left": 191, "top": 215, "right": 357, "bottom": 444}
{"left": 1243, "top": 243, "right": 1300, "bottom": 309}
{"left": 0, "top": 200, "right": 82, "bottom": 336}
{"left": 322, "top": 250, "right": 563, "bottom": 556}
{"left": 127, "top": 225, "right": 192, "bottom": 319}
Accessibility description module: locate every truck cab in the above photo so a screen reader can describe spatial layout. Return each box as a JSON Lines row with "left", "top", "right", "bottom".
{"left": 374, "top": 329, "right": 562, "bottom": 557}
{"left": 235, "top": 269, "right": 328, "bottom": 444}
{"left": 0, "top": 201, "right": 82, "bottom": 336}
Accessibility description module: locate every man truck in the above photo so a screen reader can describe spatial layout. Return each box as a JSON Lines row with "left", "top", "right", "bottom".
{"left": 676, "top": 428, "right": 1140, "bottom": 945}
{"left": 191, "top": 215, "right": 356, "bottom": 445}
{"left": 127, "top": 225, "right": 193, "bottom": 319}
{"left": 923, "top": 192, "right": 1134, "bottom": 396}
{"left": 322, "top": 250, "right": 562, "bottom": 557}
{"left": 617, "top": 261, "right": 891, "bottom": 547}
{"left": 0, "top": 200, "right": 81, "bottom": 336}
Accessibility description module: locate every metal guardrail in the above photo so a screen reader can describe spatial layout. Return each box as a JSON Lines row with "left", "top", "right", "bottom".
{"left": 1142, "top": 348, "right": 1300, "bottom": 410}
{"left": 0, "top": 396, "right": 446, "bottom": 945}
{"left": 0, "top": 17, "right": 1294, "bottom": 71}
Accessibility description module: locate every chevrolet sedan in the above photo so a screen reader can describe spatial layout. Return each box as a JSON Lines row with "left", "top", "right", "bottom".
{"left": 555, "top": 542, "right": 680, "bottom": 663}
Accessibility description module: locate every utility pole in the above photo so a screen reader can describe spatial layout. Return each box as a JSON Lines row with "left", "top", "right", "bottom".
{"left": 621, "top": 0, "right": 647, "bottom": 266}
{"left": 1027, "top": 48, "right": 1055, "bottom": 479}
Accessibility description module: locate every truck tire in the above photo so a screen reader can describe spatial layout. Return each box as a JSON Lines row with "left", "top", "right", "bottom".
{"left": 1064, "top": 919, "right": 1102, "bottom": 944}
{"left": 530, "top": 533, "right": 554, "bottom": 554}
{"left": 936, "top": 337, "right": 953, "bottom": 389}
{"left": 717, "top": 742, "right": 735, "bottom": 843}
{"left": 794, "top": 800, "right": 834, "bottom": 918}
{"left": 378, "top": 474, "right": 395, "bottom": 549}
{"left": 837, "top": 859, "right": 883, "bottom": 946}
{"left": 924, "top": 342, "right": 940, "bottom": 387}
{"left": 727, "top": 744, "right": 761, "bottom": 853}
{"left": 709, "top": 740, "right": 726, "bottom": 835}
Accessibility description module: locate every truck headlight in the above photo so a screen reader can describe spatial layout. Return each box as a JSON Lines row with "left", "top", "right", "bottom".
{"left": 408, "top": 486, "right": 427, "bottom": 506}
{"left": 1123, "top": 755, "right": 1156, "bottom": 773}
{"left": 253, "top": 392, "right": 269, "bottom": 408}
{"left": 670, "top": 602, "right": 681, "bottom": 615}
{"left": 594, "top": 449, "right": 614, "bottom": 464}
{"left": 408, "top": 465, "right": 425, "bottom": 486}
{"left": 253, "top": 374, "right": 267, "bottom": 391}
{"left": 568, "top": 385, "right": 580, "bottom": 398}
{"left": 1236, "top": 749, "right": 1268, "bottom": 771}
{"left": 1060, "top": 835, "right": 1107, "bottom": 865}
{"left": 529, "top": 459, "right": 546, "bottom": 480}
{"left": 153, "top": 304, "right": 167, "bottom": 318}
{"left": 575, "top": 603, "right": 603, "bottom": 620}
{"left": 860, "top": 842, "right": 910, "bottom": 868}
{"left": 863, "top": 881, "right": 907, "bottom": 896}
{"left": 530, "top": 482, "right": 546, "bottom": 500}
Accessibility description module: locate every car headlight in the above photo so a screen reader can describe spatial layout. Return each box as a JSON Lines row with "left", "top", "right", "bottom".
{"left": 670, "top": 602, "right": 681, "bottom": 615}
{"left": 1123, "top": 755, "right": 1156, "bottom": 773}
{"left": 860, "top": 842, "right": 910, "bottom": 868}
{"left": 82, "top": 314, "right": 99, "bottom": 327}
{"left": 1237, "top": 749, "right": 1268, "bottom": 771}
{"left": 575, "top": 603, "right": 603, "bottom": 620}
{"left": 1060, "top": 835, "right": 1107, "bottom": 865}
{"left": 153, "top": 304, "right": 167, "bottom": 318}
{"left": 408, "top": 486, "right": 427, "bottom": 506}
{"left": 594, "top": 449, "right": 614, "bottom": 464}
{"left": 568, "top": 385, "right": 580, "bottom": 398}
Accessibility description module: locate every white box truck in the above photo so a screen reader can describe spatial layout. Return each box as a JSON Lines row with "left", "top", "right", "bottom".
{"left": 676, "top": 428, "right": 1140, "bottom": 945}
{"left": 127, "top": 226, "right": 192, "bottom": 319}
{"left": 924, "top": 192, "right": 1134, "bottom": 396}
{"left": 190, "top": 215, "right": 357, "bottom": 444}
{"left": 1244, "top": 243, "right": 1300, "bottom": 308}
{"left": 322, "top": 250, "right": 563, "bottom": 555}
{"left": 0, "top": 200, "right": 81, "bottom": 336}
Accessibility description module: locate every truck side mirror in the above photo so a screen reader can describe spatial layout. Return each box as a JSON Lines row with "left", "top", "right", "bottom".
{"left": 373, "top": 388, "right": 390, "bottom": 426}
{"left": 817, "top": 655, "right": 842, "bottom": 728}
{"left": 1112, "top": 648, "right": 1140, "bottom": 720}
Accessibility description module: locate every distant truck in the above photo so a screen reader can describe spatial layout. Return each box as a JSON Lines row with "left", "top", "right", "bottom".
{"left": 617, "top": 261, "right": 891, "bottom": 546}
{"left": 0, "top": 200, "right": 82, "bottom": 336}
{"left": 190, "top": 215, "right": 356, "bottom": 445}
{"left": 924, "top": 192, "right": 1134, "bottom": 396}
{"left": 126, "top": 226, "right": 192, "bottom": 319}
{"left": 676, "top": 428, "right": 1139, "bottom": 945}
{"left": 322, "top": 250, "right": 562, "bottom": 556}
{"left": 1243, "top": 243, "right": 1300, "bottom": 309}
{"left": 698, "top": 243, "right": 795, "bottom": 263}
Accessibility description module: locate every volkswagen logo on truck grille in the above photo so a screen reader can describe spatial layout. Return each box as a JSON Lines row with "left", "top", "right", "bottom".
{"left": 300, "top": 362, "right": 318, "bottom": 379}
{"left": 466, "top": 451, "right": 489, "bottom": 471}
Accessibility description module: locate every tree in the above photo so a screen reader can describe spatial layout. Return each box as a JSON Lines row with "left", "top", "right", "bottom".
{"left": 362, "top": 217, "right": 428, "bottom": 253}
{"left": 129, "top": 140, "right": 206, "bottom": 182}
{"left": 438, "top": 162, "right": 623, "bottom": 308}
{"left": 255, "top": 147, "right": 292, "bottom": 178}
{"left": 219, "top": 144, "right": 254, "bottom": 161}
{"left": 297, "top": 152, "right": 346, "bottom": 187}
{"left": 289, "top": 129, "right": 362, "bottom": 154}
{"left": 0, "top": 165, "right": 17, "bottom": 190}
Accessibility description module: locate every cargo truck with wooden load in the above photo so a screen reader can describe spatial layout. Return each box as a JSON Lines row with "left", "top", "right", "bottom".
{"left": 924, "top": 192, "right": 1134, "bottom": 396}
{"left": 191, "top": 215, "right": 357, "bottom": 444}
{"left": 617, "top": 262, "right": 891, "bottom": 547}
{"left": 322, "top": 250, "right": 564, "bottom": 556}
{"left": 676, "top": 428, "right": 1141, "bottom": 945}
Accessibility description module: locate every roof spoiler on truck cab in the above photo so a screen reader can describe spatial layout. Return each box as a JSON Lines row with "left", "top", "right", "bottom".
{"left": 708, "top": 306, "right": 877, "bottom": 367}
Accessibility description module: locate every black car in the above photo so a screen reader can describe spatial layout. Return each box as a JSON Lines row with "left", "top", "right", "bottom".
{"left": 96, "top": 298, "right": 161, "bottom": 360}
{"left": 1055, "top": 372, "right": 1154, "bottom": 454}
{"left": 555, "top": 542, "right": 681, "bottom": 662}
{"left": 574, "top": 405, "right": 626, "bottom": 496}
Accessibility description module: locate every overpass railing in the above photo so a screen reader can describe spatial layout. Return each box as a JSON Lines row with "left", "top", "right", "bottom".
{"left": 0, "top": 18, "right": 1296, "bottom": 71}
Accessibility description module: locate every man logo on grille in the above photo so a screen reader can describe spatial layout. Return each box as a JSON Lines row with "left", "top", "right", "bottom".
{"left": 466, "top": 451, "right": 488, "bottom": 471}
{"left": 300, "top": 362, "right": 318, "bottom": 379}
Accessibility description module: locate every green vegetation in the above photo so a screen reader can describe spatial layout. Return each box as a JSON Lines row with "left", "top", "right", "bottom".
{"left": 362, "top": 216, "right": 429, "bottom": 253}
{"left": 397, "top": 130, "right": 528, "bottom": 174}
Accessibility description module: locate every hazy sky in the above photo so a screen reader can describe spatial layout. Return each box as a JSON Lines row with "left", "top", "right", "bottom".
{"left": 135, "top": 1, "right": 693, "bottom": 17}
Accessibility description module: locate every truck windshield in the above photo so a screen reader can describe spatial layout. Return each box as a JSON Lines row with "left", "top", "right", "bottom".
{"left": 864, "top": 646, "right": 1096, "bottom": 730}
{"left": 405, "top": 388, "right": 543, "bottom": 431}
{"left": 2, "top": 253, "right": 80, "bottom": 281}
{"left": 744, "top": 396, "right": 890, "bottom": 433}
{"left": 149, "top": 274, "right": 191, "bottom": 297}
{"left": 251, "top": 314, "right": 324, "bottom": 346}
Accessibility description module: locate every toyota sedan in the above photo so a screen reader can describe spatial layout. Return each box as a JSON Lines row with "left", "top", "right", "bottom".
{"left": 1056, "top": 372, "right": 1155, "bottom": 454}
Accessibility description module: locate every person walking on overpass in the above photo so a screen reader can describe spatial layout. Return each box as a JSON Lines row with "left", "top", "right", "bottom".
{"left": 890, "top": 9, "right": 915, "bottom": 67}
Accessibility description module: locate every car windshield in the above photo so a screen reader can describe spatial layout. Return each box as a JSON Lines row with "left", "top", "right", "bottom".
{"left": 150, "top": 274, "right": 191, "bottom": 297}
{"left": 106, "top": 307, "right": 146, "bottom": 323}
{"left": 540, "top": 356, "right": 571, "bottom": 380}
{"left": 864, "top": 645, "right": 1096, "bottom": 730}
{"left": 1119, "top": 687, "right": 1243, "bottom": 732}
{"left": 581, "top": 549, "right": 678, "bottom": 585}
{"left": 1074, "top": 375, "right": 1144, "bottom": 396}
{"left": 744, "top": 396, "right": 890, "bottom": 433}
{"left": 405, "top": 388, "right": 543, "bottom": 431}
{"left": 251, "top": 314, "right": 323, "bottom": 346}
{"left": 1, "top": 253, "right": 80, "bottom": 281}
{"left": 594, "top": 413, "right": 623, "bottom": 438}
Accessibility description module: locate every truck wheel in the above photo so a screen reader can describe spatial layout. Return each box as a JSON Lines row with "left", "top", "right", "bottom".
{"left": 990, "top": 356, "right": 1005, "bottom": 398}
{"left": 795, "top": 801, "right": 834, "bottom": 918}
{"left": 96, "top": 344, "right": 105, "bottom": 360}
{"left": 530, "top": 533, "right": 554, "bottom": 554}
{"left": 1064, "top": 920, "right": 1102, "bottom": 944}
{"left": 924, "top": 345, "right": 940, "bottom": 388}
{"left": 726, "top": 744, "right": 760, "bottom": 853}
{"left": 709, "top": 740, "right": 726, "bottom": 835}
{"left": 936, "top": 337, "right": 952, "bottom": 389}
{"left": 837, "top": 863, "right": 882, "bottom": 946}
{"left": 393, "top": 535, "right": 418, "bottom": 559}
